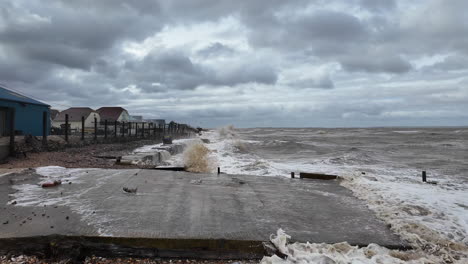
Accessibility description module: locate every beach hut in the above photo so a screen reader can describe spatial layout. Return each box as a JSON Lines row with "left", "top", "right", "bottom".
{"left": 0, "top": 85, "right": 50, "bottom": 159}
{"left": 96, "top": 107, "right": 130, "bottom": 123}
{"left": 0, "top": 85, "right": 50, "bottom": 137}
{"left": 53, "top": 107, "right": 100, "bottom": 131}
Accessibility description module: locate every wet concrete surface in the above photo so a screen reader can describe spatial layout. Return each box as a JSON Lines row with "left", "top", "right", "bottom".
{"left": 0, "top": 168, "right": 405, "bottom": 247}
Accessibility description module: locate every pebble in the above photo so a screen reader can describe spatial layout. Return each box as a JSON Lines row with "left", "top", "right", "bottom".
{"left": 66, "top": 216, "right": 69, "bottom": 220}
{"left": 2, "top": 221, "right": 8, "bottom": 225}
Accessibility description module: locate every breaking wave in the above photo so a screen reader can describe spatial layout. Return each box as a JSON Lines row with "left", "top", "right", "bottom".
{"left": 261, "top": 229, "right": 442, "bottom": 263}
{"left": 183, "top": 142, "right": 215, "bottom": 173}
{"left": 194, "top": 126, "right": 468, "bottom": 261}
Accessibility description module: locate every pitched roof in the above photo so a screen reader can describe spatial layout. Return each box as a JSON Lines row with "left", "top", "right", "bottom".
{"left": 97, "top": 107, "right": 128, "bottom": 121}
{"left": 50, "top": 109, "right": 60, "bottom": 120}
{"left": 54, "top": 107, "right": 97, "bottom": 122}
{"left": 0, "top": 85, "right": 49, "bottom": 107}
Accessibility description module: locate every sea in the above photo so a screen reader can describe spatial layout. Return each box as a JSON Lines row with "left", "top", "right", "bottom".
{"left": 199, "top": 126, "right": 468, "bottom": 182}
{"left": 170, "top": 126, "right": 468, "bottom": 262}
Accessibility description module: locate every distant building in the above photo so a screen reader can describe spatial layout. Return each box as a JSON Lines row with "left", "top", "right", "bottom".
{"left": 53, "top": 107, "right": 100, "bottom": 130}
{"left": 0, "top": 85, "right": 50, "bottom": 137}
{"left": 145, "top": 119, "right": 165, "bottom": 127}
{"left": 130, "top": 115, "right": 143, "bottom": 121}
{"left": 97, "top": 107, "right": 130, "bottom": 122}
{"left": 50, "top": 109, "right": 59, "bottom": 121}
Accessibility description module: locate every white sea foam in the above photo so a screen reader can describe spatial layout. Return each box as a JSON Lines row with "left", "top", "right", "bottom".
{"left": 198, "top": 127, "right": 468, "bottom": 261}
{"left": 261, "top": 229, "right": 440, "bottom": 264}
{"left": 10, "top": 166, "right": 125, "bottom": 236}
{"left": 393, "top": 130, "right": 421, "bottom": 134}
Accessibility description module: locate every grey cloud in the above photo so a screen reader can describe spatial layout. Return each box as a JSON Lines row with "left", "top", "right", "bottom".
{"left": 359, "top": 0, "right": 396, "bottom": 12}
{"left": 56, "top": 0, "right": 162, "bottom": 15}
{"left": 214, "top": 62, "right": 277, "bottom": 87}
{"left": 0, "top": 57, "right": 52, "bottom": 84}
{"left": 123, "top": 51, "right": 278, "bottom": 91}
{"left": 197, "top": 42, "right": 236, "bottom": 58}
{"left": 288, "top": 74, "right": 334, "bottom": 89}
{"left": 0, "top": 0, "right": 467, "bottom": 127}
{"left": 0, "top": 1, "right": 163, "bottom": 70}
{"left": 248, "top": 10, "right": 368, "bottom": 53}
{"left": 340, "top": 54, "right": 412, "bottom": 74}
{"left": 425, "top": 55, "right": 468, "bottom": 72}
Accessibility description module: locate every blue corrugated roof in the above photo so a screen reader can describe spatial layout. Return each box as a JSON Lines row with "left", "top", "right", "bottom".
{"left": 0, "top": 85, "right": 49, "bottom": 106}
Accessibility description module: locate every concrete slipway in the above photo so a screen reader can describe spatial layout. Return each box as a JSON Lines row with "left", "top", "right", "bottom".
{"left": 0, "top": 169, "right": 406, "bottom": 259}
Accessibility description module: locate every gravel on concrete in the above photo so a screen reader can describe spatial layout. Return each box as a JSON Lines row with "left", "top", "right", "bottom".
{"left": 0, "top": 255, "right": 258, "bottom": 264}
{"left": 0, "top": 139, "right": 162, "bottom": 169}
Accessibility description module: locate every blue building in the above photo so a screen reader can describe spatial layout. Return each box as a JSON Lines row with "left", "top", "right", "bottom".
{"left": 0, "top": 85, "right": 50, "bottom": 137}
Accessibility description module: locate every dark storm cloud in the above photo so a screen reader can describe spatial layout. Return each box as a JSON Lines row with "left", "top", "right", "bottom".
{"left": 247, "top": 10, "right": 368, "bottom": 51}
{"left": 242, "top": 8, "right": 414, "bottom": 74}
{"left": 0, "top": 57, "right": 52, "bottom": 84}
{"left": 0, "top": 0, "right": 163, "bottom": 70}
{"left": 125, "top": 51, "right": 277, "bottom": 91}
{"left": 0, "top": 0, "right": 467, "bottom": 127}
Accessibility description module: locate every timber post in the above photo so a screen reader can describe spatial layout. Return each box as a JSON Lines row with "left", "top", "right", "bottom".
{"left": 81, "top": 116, "right": 85, "bottom": 140}
{"left": 42, "top": 111, "right": 48, "bottom": 148}
{"left": 65, "top": 114, "right": 69, "bottom": 142}
{"left": 94, "top": 117, "right": 97, "bottom": 141}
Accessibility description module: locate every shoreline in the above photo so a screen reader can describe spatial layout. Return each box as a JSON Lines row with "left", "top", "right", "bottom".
{"left": 0, "top": 139, "right": 166, "bottom": 170}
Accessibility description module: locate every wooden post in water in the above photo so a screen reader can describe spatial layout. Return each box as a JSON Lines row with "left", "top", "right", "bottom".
{"left": 217, "top": 167, "right": 221, "bottom": 174}
{"left": 422, "top": 171, "right": 427, "bottom": 182}
{"left": 81, "top": 116, "right": 85, "bottom": 140}
{"left": 42, "top": 111, "right": 48, "bottom": 147}
{"left": 291, "top": 172, "right": 295, "bottom": 179}
{"left": 65, "top": 114, "right": 69, "bottom": 142}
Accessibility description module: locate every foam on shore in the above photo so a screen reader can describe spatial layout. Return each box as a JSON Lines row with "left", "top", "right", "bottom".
{"left": 198, "top": 126, "right": 468, "bottom": 262}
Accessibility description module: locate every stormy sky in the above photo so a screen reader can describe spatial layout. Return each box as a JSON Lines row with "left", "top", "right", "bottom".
{"left": 1, "top": 0, "right": 467, "bottom": 128}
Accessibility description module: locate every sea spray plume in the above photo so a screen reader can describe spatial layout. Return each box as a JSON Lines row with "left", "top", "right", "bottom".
{"left": 232, "top": 139, "right": 249, "bottom": 153}
{"left": 183, "top": 143, "right": 215, "bottom": 173}
{"left": 217, "top": 125, "right": 237, "bottom": 138}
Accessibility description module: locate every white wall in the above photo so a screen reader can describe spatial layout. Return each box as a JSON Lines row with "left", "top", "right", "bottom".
{"left": 85, "top": 112, "right": 100, "bottom": 128}
{"left": 117, "top": 110, "right": 130, "bottom": 122}
{"left": 52, "top": 112, "right": 100, "bottom": 130}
